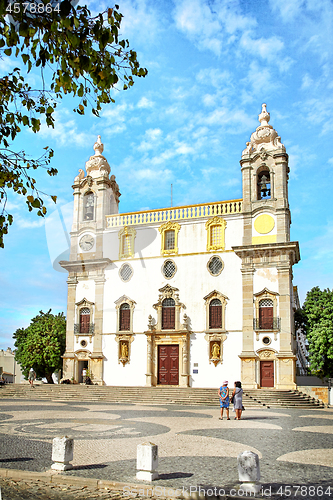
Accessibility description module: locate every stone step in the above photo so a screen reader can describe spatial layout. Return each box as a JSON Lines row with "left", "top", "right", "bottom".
{"left": 0, "top": 384, "right": 324, "bottom": 407}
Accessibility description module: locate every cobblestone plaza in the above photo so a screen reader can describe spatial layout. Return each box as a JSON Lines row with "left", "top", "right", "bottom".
{"left": 0, "top": 399, "right": 332, "bottom": 499}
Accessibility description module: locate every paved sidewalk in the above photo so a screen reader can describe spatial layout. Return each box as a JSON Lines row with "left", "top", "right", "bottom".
{"left": 0, "top": 399, "right": 332, "bottom": 499}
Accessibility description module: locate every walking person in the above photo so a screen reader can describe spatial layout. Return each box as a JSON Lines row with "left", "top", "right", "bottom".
{"left": 231, "top": 381, "right": 243, "bottom": 420}
{"left": 28, "top": 368, "right": 36, "bottom": 388}
{"left": 218, "top": 380, "right": 230, "bottom": 420}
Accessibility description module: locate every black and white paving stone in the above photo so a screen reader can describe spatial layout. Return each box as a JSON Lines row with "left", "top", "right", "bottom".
{"left": 0, "top": 400, "right": 332, "bottom": 499}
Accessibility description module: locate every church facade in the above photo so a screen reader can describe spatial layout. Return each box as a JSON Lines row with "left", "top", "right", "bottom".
{"left": 60, "top": 104, "right": 300, "bottom": 390}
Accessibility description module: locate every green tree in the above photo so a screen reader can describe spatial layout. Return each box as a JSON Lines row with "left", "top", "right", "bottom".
{"left": 302, "top": 286, "right": 333, "bottom": 379}
{"left": 0, "top": 0, "right": 147, "bottom": 247}
{"left": 13, "top": 309, "right": 66, "bottom": 383}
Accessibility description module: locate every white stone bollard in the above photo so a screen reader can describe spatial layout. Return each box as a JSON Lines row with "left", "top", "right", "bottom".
{"left": 51, "top": 436, "right": 74, "bottom": 471}
{"left": 237, "top": 450, "right": 261, "bottom": 494}
{"left": 136, "top": 442, "right": 158, "bottom": 481}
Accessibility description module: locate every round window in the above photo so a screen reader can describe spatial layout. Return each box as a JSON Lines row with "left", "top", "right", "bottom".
{"left": 262, "top": 336, "right": 271, "bottom": 345}
{"left": 162, "top": 260, "right": 177, "bottom": 279}
{"left": 207, "top": 256, "right": 224, "bottom": 276}
{"left": 119, "top": 264, "right": 133, "bottom": 282}
{"left": 80, "top": 340, "right": 87, "bottom": 348}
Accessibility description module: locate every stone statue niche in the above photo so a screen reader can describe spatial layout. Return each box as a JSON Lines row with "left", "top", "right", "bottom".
{"left": 210, "top": 340, "right": 221, "bottom": 366}
{"left": 119, "top": 340, "right": 129, "bottom": 366}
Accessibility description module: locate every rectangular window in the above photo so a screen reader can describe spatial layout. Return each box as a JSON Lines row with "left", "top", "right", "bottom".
{"left": 80, "top": 314, "right": 90, "bottom": 333}
{"left": 122, "top": 235, "right": 131, "bottom": 256}
{"left": 162, "top": 307, "right": 175, "bottom": 329}
{"left": 209, "top": 306, "right": 222, "bottom": 329}
{"left": 164, "top": 230, "right": 175, "bottom": 250}
{"left": 210, "top": 225, "right": 221, "bottom": 247}
{"left": 119, "top": 309, "right": 130, "bottom": 331}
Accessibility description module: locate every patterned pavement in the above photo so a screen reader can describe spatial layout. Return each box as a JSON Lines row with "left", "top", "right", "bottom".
{"left": 0, "top": 399, "right": 332, "bottom": 499}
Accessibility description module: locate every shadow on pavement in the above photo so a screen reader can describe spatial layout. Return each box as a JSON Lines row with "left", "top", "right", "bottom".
{"left": 0, "top": 457, "right": 33, "bottom": 463}
{"left": 72, "top": 463, "right": 108, "bottom": 470}
{"left": 158, "top": 472, "right": 193, "bottom": 480}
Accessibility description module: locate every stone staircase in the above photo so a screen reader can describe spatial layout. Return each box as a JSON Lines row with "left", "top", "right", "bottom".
{"left": 244, "top": 389, "right": 325, "bottom": 408}
{"left": 0, "top": 384, "right": 325, "bottom": 408}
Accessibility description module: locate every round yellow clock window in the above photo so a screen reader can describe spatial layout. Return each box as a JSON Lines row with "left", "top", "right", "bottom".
{"left": 254, "top": 214, "right": 275, "bottom": 234}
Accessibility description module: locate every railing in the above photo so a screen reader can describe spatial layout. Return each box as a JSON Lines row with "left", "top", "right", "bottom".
{"left": 106, "top": 199, "right": 242, "bottom": 228}
{"left": 253, "top": 318, "right": 280, "bottom": 330}
{"left": 74, "top": 324, "right": 95, "bottom": 335}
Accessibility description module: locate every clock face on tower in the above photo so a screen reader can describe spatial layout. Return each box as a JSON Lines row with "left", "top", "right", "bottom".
{"left": 79, "top": 234, "right": 94, "bottom": 251}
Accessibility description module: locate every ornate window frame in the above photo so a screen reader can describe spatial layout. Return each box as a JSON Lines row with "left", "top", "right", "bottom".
{"left": 74, "top": 298, "right": 95, "bottom": 340}
{"left": 203, "top": 290, "right": 228, "bottom": 332}
{"left": 115, "top": 295, "right": 136, "bottom": 334}
{"left": 205, "top": 216, "right": 227, "bottom": 252}
{"left": 119, "top": 263, "right": 134, "bottom": 282}
{"left": 207, "top": 255, "right": 224, "bottom": 277}
{"left": 114, "top": 295, "right": 136, "bottom": 367}
{"left": 203, "top": 291, "right": 228, "bottom": 367}
{"left": 254, "top": 288, "right": 279, "bottom": 340}
{"left": 159, "top": 221, "right": 181, "bottom": 256}
{"left": 161, "top": 259, "right": 177, "bottom": 279}
{"left": 152, "top": 284, "right": 185, "bottom": 331}
{"left": 118, "top": 226, "right": 136, "bottom": 259}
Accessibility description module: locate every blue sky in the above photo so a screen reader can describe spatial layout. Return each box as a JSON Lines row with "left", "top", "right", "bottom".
{"left": 1, "top": 0, "right": 333, "bottom": 349}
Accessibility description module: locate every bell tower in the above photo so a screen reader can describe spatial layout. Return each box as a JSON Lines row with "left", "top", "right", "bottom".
{"left": 60, "top": 136, "right": 120, "bottom": 385}
{"left": 233, "top": 105, "right": 300, "bottom": 390}
{"left": 241, "top": 103, "right": 290, "bottom": 246}
{"left": 69, "top": 135, "right": 120, "bottom": 261}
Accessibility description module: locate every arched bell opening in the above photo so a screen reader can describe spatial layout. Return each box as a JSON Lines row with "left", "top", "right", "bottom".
{"left": 83, "top": 191, "right": 95, "bottom": 221}
{"left": 257, "top": 169, "right": 271, "bottom": 200}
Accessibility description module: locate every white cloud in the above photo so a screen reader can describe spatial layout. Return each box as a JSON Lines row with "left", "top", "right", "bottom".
{"left": 175, "top": 142, "right": 195, "bottom": 155}
{"left": 15, "top": 215, "right": 45, "bottom": 229}
{"left": 202, "top": 94, "right": 217, "bottom": 107}
{"left": 134, "top": 168, "right": 172, "bottom": 181}
{"left": 0, "top": 56, "right": 16, "bottom": 73}
{"left": 115, "top": 0, "right": 163, "bottom": 44}
{"left": 243, "top": 61, "right": 278, "bottom": 96}
{"left": 269, "top": 0, "right": 304, "bottom": 22}
{"left": 137, "top": 128, "right": 163, "bottom": 152}
{"left": 137, "top": 97, "right": 155, "bottom": 109}
{"left": 38, "top": 109, "right": 90, "bottom": 146}
{"left": 196, "top": 68, "right": 231, "bottom": 89}
{"left": 301, "top": 74, "right": 315, "bottom": 90}
{"left": 239, "top": 32, "right": 284, "bottom": 61}
{"left": 173, "top": 0, "right": 223, "bottom": 56}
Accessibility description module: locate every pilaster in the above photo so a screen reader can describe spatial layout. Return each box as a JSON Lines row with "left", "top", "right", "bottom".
{"left": 92, "top": 273, "right": 106, "bottom": 384}
{"left": 277, "top": 264, "right": 294, "bottom": 353}
{"left": 64, "top": 275, "right": 78, "bottom": 355}
{"left": 241, "top": 266, "right": 255, "bottom": 352}
{"left": 145, "top": 334, "right": 153, "bottom": 387}
{"left": 180, "top": 333, "right": 190, "bottom": 387}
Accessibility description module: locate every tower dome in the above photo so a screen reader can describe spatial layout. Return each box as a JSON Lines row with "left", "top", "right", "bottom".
{"left": 242, "top": 104, "right": 285, "bottom": 157}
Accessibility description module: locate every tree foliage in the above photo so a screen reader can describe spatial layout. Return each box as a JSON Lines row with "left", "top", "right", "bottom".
{"left": 13, "top": 309, "right": 66, "bottom": 383}
{"left": 302, "top": 286, "right": 333, "bottom": 379}
{"left": 0, "top": 0, "right": 147, "bottom": 246}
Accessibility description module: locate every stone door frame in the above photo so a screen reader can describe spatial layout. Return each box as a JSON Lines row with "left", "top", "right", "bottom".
{"left": 145, "top": 332, "right": 190, "bottom": 387}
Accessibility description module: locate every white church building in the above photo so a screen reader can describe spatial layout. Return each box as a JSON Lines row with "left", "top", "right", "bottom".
{"left": 60, "top": 104, "right": 300, "bottom": 390}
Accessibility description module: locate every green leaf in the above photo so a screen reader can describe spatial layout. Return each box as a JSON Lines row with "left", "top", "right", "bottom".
{"left": 31, "top": 199, "right": 41, "bottom": 208}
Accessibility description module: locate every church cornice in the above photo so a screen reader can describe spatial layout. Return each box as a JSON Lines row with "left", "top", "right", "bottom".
{"left": 232, "top": 241, "right": 300, "bottom": 265}
{"left": 59, "top": 258, "right": 112, "bottom": 273}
